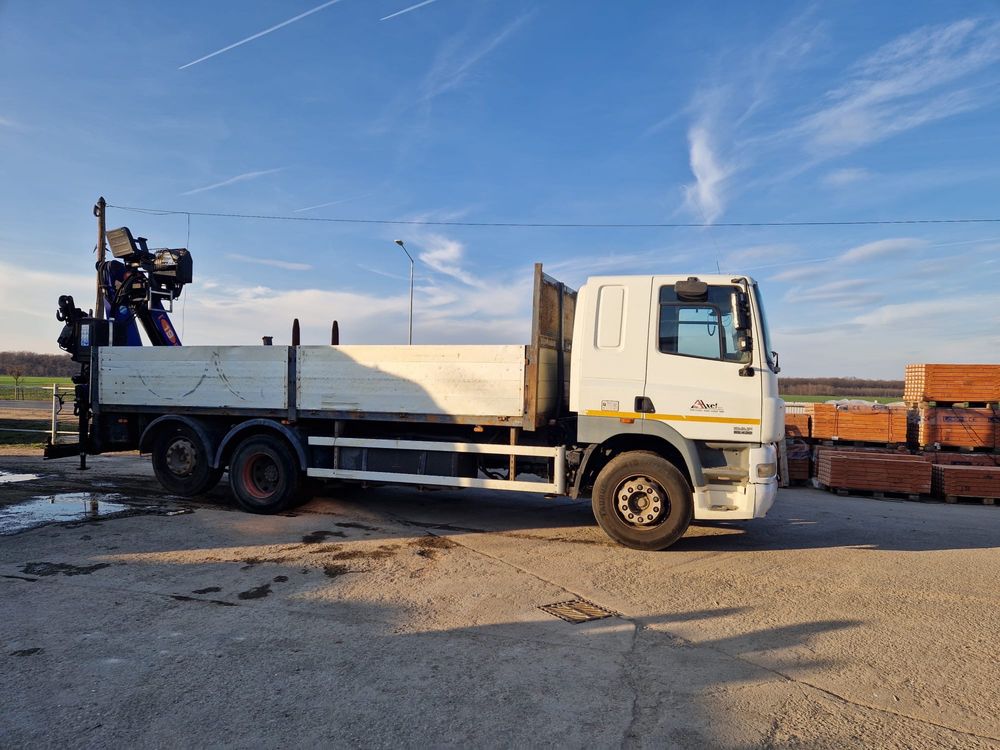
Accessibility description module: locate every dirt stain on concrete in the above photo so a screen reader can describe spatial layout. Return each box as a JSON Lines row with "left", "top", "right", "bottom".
{"left": 411, "top": 535, "right": 457, "bottom": 560}
{"left": 335, "top": 522, "right": 381, "bottom": 531}
{"left": 326, "top": 545, "right": 399, "bottom": 562}
{"left": 322, "top": 563, "right": 352, "bottom": 578}
{"left": 171, "top": 595, "right": 237, "bottom": 607}
{"left": 192, "top": 586, "right": 222, "bottom": 594}
{"left": 20, "top": 562, "right": 111, "bottom": 577}
{"left": 302, "top": 530, "right": 347, "bottom": 544}
{"left": 273, "top": 575, "right": 288, "bottom": 583}
{"left": 237, "top": 583, "right": 272, "bottom": 600}
{"left": 307, "top": 544, "right": 342, "bottom": 554}
{"left": 10, "top": 648, "right": 43, "bottom": 656}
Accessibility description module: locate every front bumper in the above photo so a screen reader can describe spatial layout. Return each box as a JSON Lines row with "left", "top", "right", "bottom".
{"left": 752, "top": 479, "right": 777, "bottom": 517}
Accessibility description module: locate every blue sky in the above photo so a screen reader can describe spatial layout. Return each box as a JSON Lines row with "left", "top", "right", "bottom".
{"left": 1, "top": 1, "right": 999, "bottom": 377}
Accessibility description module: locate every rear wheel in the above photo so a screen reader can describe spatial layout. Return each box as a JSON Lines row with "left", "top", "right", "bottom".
{"left": 228, "top": 435, "right": 301, "bottom": 514}
{"left": 592, "top": 451, "right": 692, "bottom": 551}
{"left": 151, "top": 423, "right": 222, "bottom": 496}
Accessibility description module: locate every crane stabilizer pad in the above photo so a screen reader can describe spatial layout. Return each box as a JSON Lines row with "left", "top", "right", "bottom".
{"left": 539, "top": 599, "right": 618, "bottom": 624}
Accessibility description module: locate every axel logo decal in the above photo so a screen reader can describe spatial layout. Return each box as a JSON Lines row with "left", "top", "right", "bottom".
{"left": 690, "top": 399, "right": 721, "bottom": 411}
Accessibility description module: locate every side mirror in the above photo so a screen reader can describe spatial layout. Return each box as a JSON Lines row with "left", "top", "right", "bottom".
{"left": 734, "top": 291, "right": 752, "bottom": 331}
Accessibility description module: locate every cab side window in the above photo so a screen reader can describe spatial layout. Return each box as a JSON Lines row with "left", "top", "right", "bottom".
{"left": 657, "top": 286, "right": 748, "bottom": 363}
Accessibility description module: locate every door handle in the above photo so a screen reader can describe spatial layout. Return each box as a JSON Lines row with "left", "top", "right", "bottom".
{"left": 634, "top": 396, "right": 655, "bottom": 413}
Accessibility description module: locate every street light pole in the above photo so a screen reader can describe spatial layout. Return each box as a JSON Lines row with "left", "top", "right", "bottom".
{"left": 394, "top": 240, "right": 414, "bottom": 345}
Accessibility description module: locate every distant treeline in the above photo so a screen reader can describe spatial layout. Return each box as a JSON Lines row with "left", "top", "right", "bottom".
{"left": 779, "top": 377, "right": 903, "bottom": 397}
{"left": 0, "top": 351, "right": 76, "bottom": 378}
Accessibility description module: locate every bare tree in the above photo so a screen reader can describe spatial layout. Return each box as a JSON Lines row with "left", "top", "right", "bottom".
{"left": 10, "top": 367, "right": 24, "bottom": 399}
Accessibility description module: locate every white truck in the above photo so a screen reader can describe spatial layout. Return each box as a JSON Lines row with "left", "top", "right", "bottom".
{"left": 54, "top": 257, "right": 783, "bottom": 551}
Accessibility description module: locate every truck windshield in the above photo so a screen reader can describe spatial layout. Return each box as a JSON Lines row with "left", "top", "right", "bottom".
{"left": 752, "top": 283, "right": 776, "bottom": 371}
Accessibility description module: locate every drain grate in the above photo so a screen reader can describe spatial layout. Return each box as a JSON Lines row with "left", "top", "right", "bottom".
{"left": 539, "top": 599, "right": 618, "bottom": 624}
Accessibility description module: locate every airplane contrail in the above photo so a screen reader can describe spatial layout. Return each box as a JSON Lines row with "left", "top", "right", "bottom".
{"left": 181, "top": 168, "right": 283, "bottom": 196}
{"left": 380, "top": 0, "right": 439, "bottom": 21}
{"left": 179, "top": 0, "right": 347, "bottom": 70}
{"left": 294, "top": 192, "right": 376, "bottom": 212}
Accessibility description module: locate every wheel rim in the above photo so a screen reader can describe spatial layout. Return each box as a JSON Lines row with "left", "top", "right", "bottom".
{"left": 165, "top": 437, "right": 197, "bottom": 478}
{"left": 243, "top": 453, "right": 280, "bottom": 499}
{"left": 614, "top": 475, "right": 670, "bottom": 528}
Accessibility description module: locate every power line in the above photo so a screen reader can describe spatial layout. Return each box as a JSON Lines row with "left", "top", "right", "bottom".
{"left": 107, "top": 203, "right": 1000, "bottom": 229}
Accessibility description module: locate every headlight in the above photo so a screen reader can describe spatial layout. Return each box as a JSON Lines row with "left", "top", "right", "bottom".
{"left": 756, "top": 462, "right": 777, "bottom": 479}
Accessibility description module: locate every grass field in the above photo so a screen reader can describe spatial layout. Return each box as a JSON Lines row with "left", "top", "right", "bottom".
{"left": 0, "top": 375, "right": 74, "bottom": 386}
{"left": 0, "top": 375, "right": 75, "bottom": 402}
{"left": 781, "top": 394, "right": 902, "bottom": 404}
{"left": 0, "top": 418, "right": 51, "bottom": 448}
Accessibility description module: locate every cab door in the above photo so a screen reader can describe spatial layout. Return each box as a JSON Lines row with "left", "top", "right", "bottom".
{"left": 642, "top": 278, "right": 762, "bottom": 442}
{"left": 572, "top": 277, "right": 652, "bottom": 419}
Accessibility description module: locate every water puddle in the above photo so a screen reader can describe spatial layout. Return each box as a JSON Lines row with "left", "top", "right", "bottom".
{"left": 0, "top": 493, "right": 130, "bottom": 535}
{"left": 0, "top": 471, "right": 41, "bottom": 485}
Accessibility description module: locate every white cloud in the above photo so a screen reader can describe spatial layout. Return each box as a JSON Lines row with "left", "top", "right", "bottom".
{"left": 681, "top": 125, "right": 731, "bottom": 224}
{"left": 848, "top": 294, "right": 993, "bottom": 328}
{"left": 419, "top": 13, "right": 532, "bottom": 103}
{"left": 839, "top": 237, "right": 925, "bottom": 262}
{"left": 0, "top": 261, "right": 94, "bottom": 351}
{"left": 767, "top": 237, "right": 925, "bottom": 281}
{"left": 680, "top": 17, "right": 1000, "bottom": 211}
{"left": 416, "top": 234, "right": 484, "bottom": 287}
{"left": 800, "top": 19, "right": 1000, "bottom": 153}
{"left": 225, "top": 254, "right": 312, "bottom": 271}
{"left": 782, "top": 278, "right": 882, "bottom": 308}
{"left": 769, "top": 261, "right": 834, "bottom": 282}
{"left": 722, "top": 244, "right": 796, "bottom": 268}
{"left": 822, "top": 167, "right": 872, "bottom": 187}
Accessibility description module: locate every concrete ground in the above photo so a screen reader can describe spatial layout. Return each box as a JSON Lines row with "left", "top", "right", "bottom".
{"left": 1, "top": 452, "right": 998, "bottom": 749}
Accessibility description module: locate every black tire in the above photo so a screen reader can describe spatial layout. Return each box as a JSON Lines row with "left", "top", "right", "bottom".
{"left": 151, "top": 423, "right": 223, "bottom": 496}
{"left": 591, "top": 451, "right": 693, "bottom": 551}
{"left": 228, "top": 435, "right": 301, "bottom": 514}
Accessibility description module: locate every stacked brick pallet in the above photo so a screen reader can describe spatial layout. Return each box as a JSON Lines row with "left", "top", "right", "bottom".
{"left": 782, "top": 363, "right": 1000, "bottom": 503}
{"left": 810, "top": 403, "right": 908, "bottom": 443}
{"left": 913, "top": 407, "right": 997, "bottom": 450}
{"left": 906, "top": 364, "right": 1000, "bottom": 504}
{"left": 785, "top": 439, "right": 811, "bottom": 482}
{"left": 931, "top": 465, "right": 1000, "bottom": 504}
{"left": 904, "top": 364, "right": 1000, "bottom": 404}
{"left": 816, "top": 450, "right": 931, "bottom": 497}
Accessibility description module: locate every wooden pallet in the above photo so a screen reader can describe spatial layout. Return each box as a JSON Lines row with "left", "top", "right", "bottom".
{"left": 920, "top": 445, "right": 999, "bottom": 455}
{"left": 921, "top": 451, "right": 999, "bottom": 466}
{"left": 904, "top": 364, "right": 1000, "bottom": 404}
{"left": 944, "top": 495, "right": 998, "bottom": 506}
{"left": 916, "top": 401, "right": 999, "bottom": 409}
{"left": 821, "top": 440, "right": 898, "bottom": 449}
{"left": 817, "top": 484, "right": 923, "bottom": 502}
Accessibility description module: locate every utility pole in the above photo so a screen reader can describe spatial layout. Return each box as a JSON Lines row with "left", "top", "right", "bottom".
{"left": 94, "top": 197, "right": 107, "bottom": 320}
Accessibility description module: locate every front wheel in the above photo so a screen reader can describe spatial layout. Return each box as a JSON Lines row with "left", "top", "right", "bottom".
{"left": 151, "top": 423, "right": 223, "bottom": 497}
{"left": 228, "top": 436, "right": 301, "bottom": 514}
{"left": 591, "top": 451, "right": 693, "bottom": 551}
